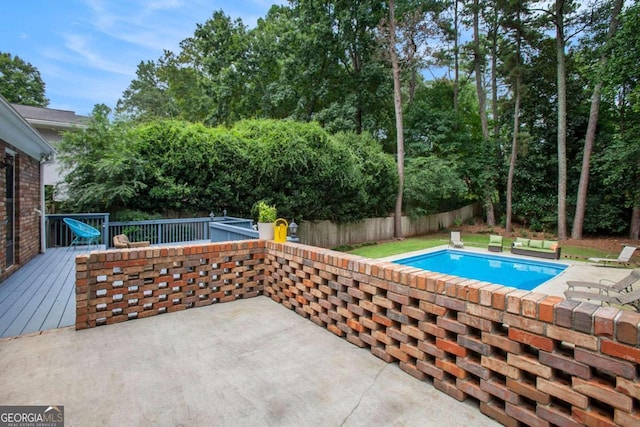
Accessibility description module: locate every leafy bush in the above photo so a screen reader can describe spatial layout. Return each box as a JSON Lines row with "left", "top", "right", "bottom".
{"left": 112, "top": 210, "right": 163, "bottom": 222}
{"left": 403, "top": 156, "right": 468, "bottom": 218}
{"left": 59, "top": 117, "right": 397, "bottom": 223}
{"left": 253, "top": 200, "right": 277, "bottom": 223}
{"left": 332, "top": 132, "right": 398, "bottom": 218}
{"left": 233, "top": 120, "right": 397, "bottom": 221}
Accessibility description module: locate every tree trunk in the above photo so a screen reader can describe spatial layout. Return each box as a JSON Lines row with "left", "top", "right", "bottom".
{"left": 631, "top": 206, "right": 640, "bottom": 240}
{"left": 473, "top": 0, "right": 495, "bottom": 226}
{"left": 571, "top": 84, "right": 602, "bottom": 238}
{"left": 473, "top": 0, "right": 489, "bottom": 142}
{"left": 506, "top": 74, "right": 520, "bottom": 234}
{"left": 389, "top": 0, "right": 404, "bottom": 239}
{"left": 556, "top": 0, "right": 568, "bottom": 240}
{"left": 491, "top": 55, "right": 499, "bottom": 137}
{"left": 453, "top": 0, "right": 460, "bottom": 112}
{"left": 572, "top": 0, "right": 624, "bottom": 239}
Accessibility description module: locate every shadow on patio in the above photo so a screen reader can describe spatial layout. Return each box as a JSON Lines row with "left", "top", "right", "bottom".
{"left": 0, "top": 297, "right": 498, "bottom": 426}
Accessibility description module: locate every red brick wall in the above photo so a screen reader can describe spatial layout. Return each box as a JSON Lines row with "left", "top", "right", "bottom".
{"left": 14, "top": 153, "right": 41, "bottom": 264}
{"left": 264, "top": 242, "right": 640, "bottom": 427}
{"left": 76, "top": 240, "right": 640, "bottom": 427}
{"left": 0, "top": 142, "right": 5, "bottom": 275}
{"left": 75, "top": 241, "right": 265, "bottom": 328}
{"left": 0, "top": 140, "right": 42, "bottom": 280}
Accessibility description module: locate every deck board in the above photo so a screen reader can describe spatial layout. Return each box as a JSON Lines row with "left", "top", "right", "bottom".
{"left": 40, "top": 256, "right": 77, "bottom": 330}
{"left": 20, "top": 252, "right": 76, "bottom": 335}
{"left": 0, "top": 246, "right": 93, "bottom": 338}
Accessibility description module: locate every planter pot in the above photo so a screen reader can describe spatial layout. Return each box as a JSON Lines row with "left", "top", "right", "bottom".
{"left": 257, "top": 222, "right": 274, "bottom": 240}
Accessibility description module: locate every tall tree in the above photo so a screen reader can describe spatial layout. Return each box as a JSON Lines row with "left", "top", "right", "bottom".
{"left": 501, "top": 0, "right": 531, "bottom": 233}
{"left": 486, "top": 3, "right": 501, "bottom": 138}
{"left": 116, "top": 59, "right": 179, "bottom": 120}
{"left": 179, "top": 10, "right": 250, "bottom": 125}
{"left": 505, "top": 67, "right": 521, "bottom": 234}
{"left": 117, "top": 11, "right": 250, "bottom": 125}
{"left": 452, "top": 0, "right": 461, "bottom": 111}
{"left": 571, "top": 0, "right": 624, "bottom": 239}
{"left": 388, "top": 0, "right": 405, "bottom": 238}
{"left": 0, "top": 52, "right": 49, "bottom": 106}
{"left": 535, "top": 0, "right": 582, "bottom": 239}
{"left": 471, "top": 0, "right": 497, "bottom": 226}
{"left": 554, "top": 0, "right": 569, "bottom": 240}
{"left": 601, "top": 2, "right": 640, "bottom": 239}
{"left": 472, "top": 0, "right": 489, "bottom": 141}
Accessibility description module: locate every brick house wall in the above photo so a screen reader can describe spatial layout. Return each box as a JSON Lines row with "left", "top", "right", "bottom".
{"left": 0, "top": 139, "right": 42, "bottom": 281}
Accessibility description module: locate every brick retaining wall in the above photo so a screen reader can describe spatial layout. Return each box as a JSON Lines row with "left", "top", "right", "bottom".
{"left": 75, "top": 241, "right": 265, "bottom": 328}
{"left": 76, "top": 240, "right": 640, "bottom": 426}
{"left": 264, "top": 242, "right": 640, "bottom": 427}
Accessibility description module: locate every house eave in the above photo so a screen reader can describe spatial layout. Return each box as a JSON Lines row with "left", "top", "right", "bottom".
{"left": 27, "top": 118, "right": 88, "bottom": 132}
{"left": 0, "top": 96, "right": 57, "bottom": 160}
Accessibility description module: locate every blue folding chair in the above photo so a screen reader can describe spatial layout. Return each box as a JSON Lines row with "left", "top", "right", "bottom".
{"left": 63, "top": 218, "right": 101, "bottom": 248}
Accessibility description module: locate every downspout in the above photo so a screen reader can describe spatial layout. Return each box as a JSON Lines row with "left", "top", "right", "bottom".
{"left": 39, "top": 154, "right": 54, "bottom": 254}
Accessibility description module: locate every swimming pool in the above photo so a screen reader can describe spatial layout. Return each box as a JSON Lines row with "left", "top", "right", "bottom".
{"left": 394, "top": 249, "right": 567, "bottom": 290}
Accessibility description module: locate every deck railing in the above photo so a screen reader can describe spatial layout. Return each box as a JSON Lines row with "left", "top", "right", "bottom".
{"left": 45, "top": 213, "right": 110, "bottom": 248}
{"left": 108, "top": 216, "right": 254, "bottom": 247}
{"left": 209, "top": 220, "right": 259, "bottom": 241}
{"left": 45, "top": 214, "right": 255, "bottom": 248}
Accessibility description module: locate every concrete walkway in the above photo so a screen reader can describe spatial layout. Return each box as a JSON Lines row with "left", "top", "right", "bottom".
{"left": 0, "top": 297, "right": 499, "bottom": 427}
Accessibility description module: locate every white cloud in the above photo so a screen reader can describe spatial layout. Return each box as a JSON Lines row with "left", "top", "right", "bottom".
{"left": 13, "top": 1, "right": 286, "bottom": 115}
{"left": 142, "top": 0, "right": 185, "bottom": 11}
{"left": 78, "top": 0, "right": 198, "bottom": 52}
{"left": 61, "top": 33, "right": 135, "bottom": 75}
{"left": 48, "top": 69, "right": 132, "bottom": 114}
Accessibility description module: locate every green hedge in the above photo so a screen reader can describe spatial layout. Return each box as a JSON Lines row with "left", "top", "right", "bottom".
{"left": 119, "top": 119, "right": 397, "bottom": 222}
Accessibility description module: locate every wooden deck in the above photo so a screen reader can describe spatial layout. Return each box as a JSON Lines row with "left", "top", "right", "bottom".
{"left": 0, "top": 241, "right": 211, "bottom": 339}
{"left": 0, "top": 246, "right": 96, "bottom": 338}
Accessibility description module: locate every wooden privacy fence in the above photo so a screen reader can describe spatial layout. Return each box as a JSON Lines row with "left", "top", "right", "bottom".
{"left": 299, "top": 204, "right": 481, "bottom": 248}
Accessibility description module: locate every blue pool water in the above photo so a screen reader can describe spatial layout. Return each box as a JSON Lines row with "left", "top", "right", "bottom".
{"left": 394, "top": 249, "right": 567, "bottom": 290}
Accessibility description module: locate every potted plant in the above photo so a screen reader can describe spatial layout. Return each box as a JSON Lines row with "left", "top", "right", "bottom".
{"left": 254, "top": 200, "right": 277, "bottom": 240}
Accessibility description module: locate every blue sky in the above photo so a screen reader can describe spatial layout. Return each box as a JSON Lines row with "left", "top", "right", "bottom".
{"left": 2, "top": 0, "right": 284, "bottom": 116}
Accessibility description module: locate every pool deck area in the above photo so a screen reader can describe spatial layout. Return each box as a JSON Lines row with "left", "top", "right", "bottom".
{"left": 380, "top": 245, "right": 632, "bottom": 298}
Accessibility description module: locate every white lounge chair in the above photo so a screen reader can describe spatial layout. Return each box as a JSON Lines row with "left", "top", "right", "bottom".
{"left": 565, "top": 269, "right": 640, "bottom": 312}
{"left": 587, "top": 245, "right": 637, "bottom": 267}
{"left": 566, "top": 269, "right": 640, "bottom": 295}
{"left": 565, "top": 288, "right": 640, "bottom": 312}
{"left": 449, "top": 231, "right": 464, "bottom": 248}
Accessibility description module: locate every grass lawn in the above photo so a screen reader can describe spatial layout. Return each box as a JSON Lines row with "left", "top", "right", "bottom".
{"left": 340, "top": 232, "right": 617, "bottom": 260}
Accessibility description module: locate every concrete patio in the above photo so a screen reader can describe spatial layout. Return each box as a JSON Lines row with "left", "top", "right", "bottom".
{"left": 0, "top": 297, "right": 499, "bottom": 426}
